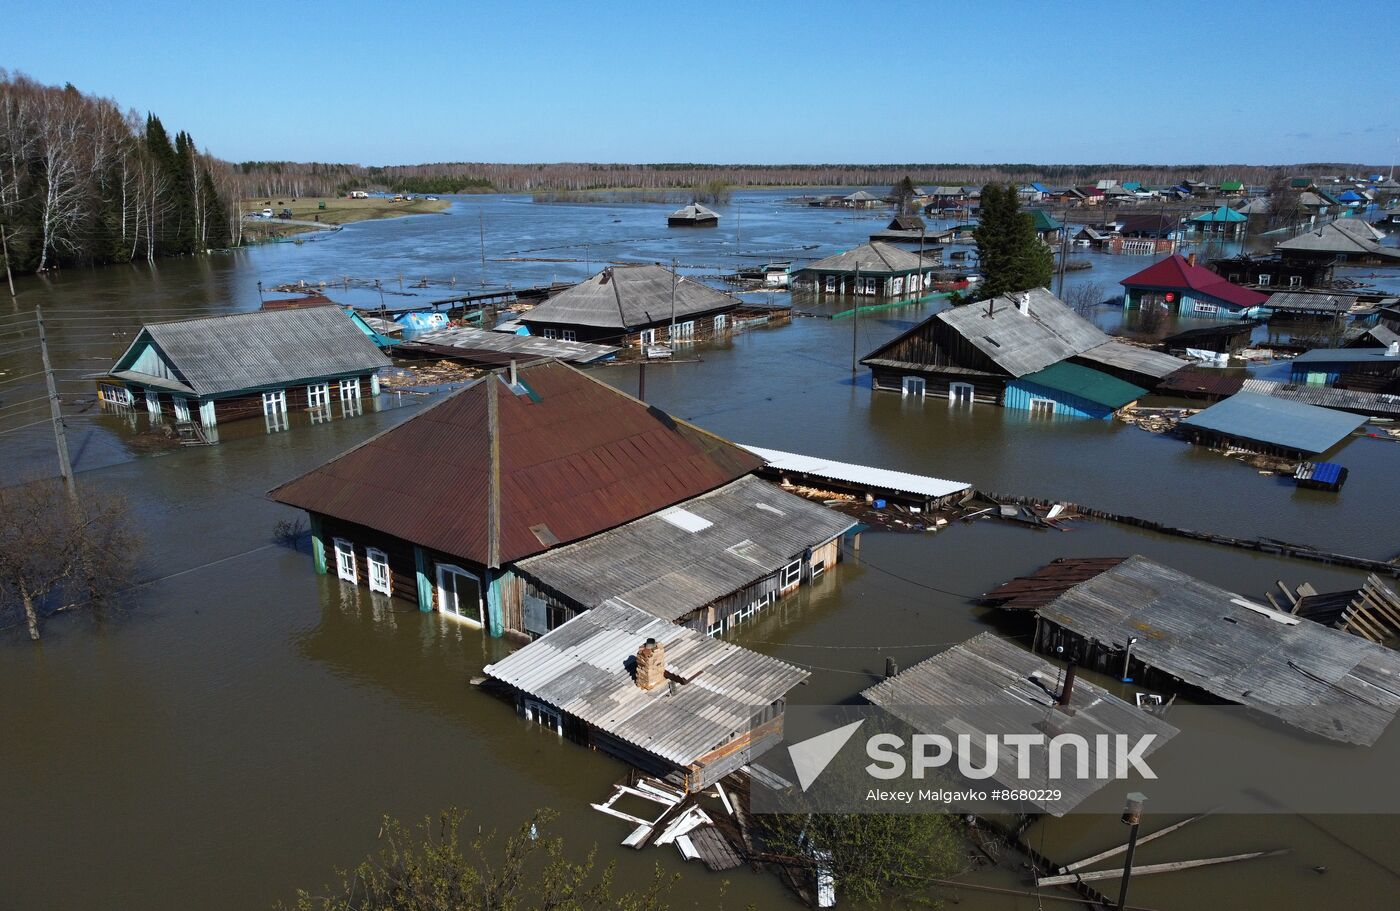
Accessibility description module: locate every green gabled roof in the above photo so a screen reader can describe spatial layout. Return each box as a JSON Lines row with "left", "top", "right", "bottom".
{"left": 1015, "top": 362, "right": 1146, "bottom": 409}
{"left": 1030, "top": 209, "right": 1063, "bottom": 231}
{"left": 1122, "top": 181, "right": 1142, "bottom": 191}
{"left": 1290, "top": 178, "right": 1313, "bottom": 189}
{"left": 1219, "top": 180, "right": 1243, "bottom": 192}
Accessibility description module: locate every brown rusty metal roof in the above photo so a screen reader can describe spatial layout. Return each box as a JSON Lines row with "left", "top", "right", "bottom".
{"left": 979, "top": 557, "right": 1128, "bottom": 610}
{"left": 268, "top": 360, "right": 762, "bottom": 566}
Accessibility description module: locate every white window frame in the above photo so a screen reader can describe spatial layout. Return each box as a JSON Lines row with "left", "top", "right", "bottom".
{"left": 670, "top": 320, "right": 695, "bottom": 342}
{"left": 638, "top": 328, "right": 657, "bottom": 346}
{"left": 541, "top": 328, "right": 559, "bottom": 339}
{"left": 561, "top": 329, "right": 577, "bottom": 342}
{"left": 104, "top": 385, "right": 134, "bottom": 407}
{"left": 706, "top": 619, "right": 722, "bottom": 638}
{"left": 262, "top": 390, "right": 287, "bottom": 415}
{"left": 1029, "top": 397, "right": 1057, "bottom": 418}
{"left": 864, "top": 277, "right": 877, "bottom": 295}
{"left": 713, "top": 313, "right": 727, "bottom": 333}
{"left": 781, "top": 559, "right": 802, "bottom": 589}
{"left": 949, "top": 381, "right": 975, "bottom": 403}
{"left": 902, "top": 376, "right": 926, "bottom": 397}
{"left": 436, "top": 563, "right": 483, "bottom": 627}
{"left": 1193, "top": 301, "right": 1219, "bottom": 314}
{"left": 146, "top": 389, "right": 161, "bottom": 416}
{"left": 338, "top": 378, "right": 361, "bottom": 402}
{"left": 333, "top": 538, "right": 357, "bottom": 584}
{"left": 891, "top": 276, "right": 904, "bottom": 295}
{"left": 307, "top": 382, "right": 330, "bottom": 408}
{"left": 173, "top": 397, "right": 191, "bottom": 422}
{"left": 1257, "top": 273, "right": 1271, "bottom": 287}
{"left": 366, "top": 548, "right": 391, "bottom": 595}
{"left": 824, "top": 275, "right": 836, "bottom": 293}
{"left": 1289, "top": 275, "right": 1303, "bottom": 289}
{"left": 522, "top": 698, "right": 564, "bottom": 735}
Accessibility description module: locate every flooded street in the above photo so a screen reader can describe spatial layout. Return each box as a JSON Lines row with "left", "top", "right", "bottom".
{"left": 4, "top": 192, "right": 1400, "bottom": 909}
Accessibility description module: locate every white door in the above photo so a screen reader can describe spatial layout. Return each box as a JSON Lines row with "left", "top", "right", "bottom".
{"left": 437, "top": 564, "right": 483, "bottom": 627}
{"left": 949, "top": 382, "right": 974, "bottom": 403}
{"left": 333, "top": 538, "right": 357, "bottom": 583}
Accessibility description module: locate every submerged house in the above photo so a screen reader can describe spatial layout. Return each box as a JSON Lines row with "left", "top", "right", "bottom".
{"left": 859, "top": 287, "right": 1185, "bottom": 411}
{"left": 483, "top": 599, "right": 809, "bottom": 792}
{"left": 792, "top": 241, "right": 938, "bottom": 297}
{"left": 1120, "top": 253, "right": 1270, "bottom": 317}
{"left": 99, "top": 307, "right": 390, "bottom": 429}
{"left": 1179, "top": 391, "right": 1366, "bottom": 457}
{"left": 269, "top": 360, "right": 855, "bottom": 639}
{"left": 1275, "top": 221, "right": 1400, "bottom": 265}
{"left": 1028, "top": 209, "right": 1063, "bottom": 243}
{"left": 1207, "top": 253, "right": 1336, "bottom": 290}
{"left": 668, "top": 203, "right": 720, "bottom": 227}
{"left": 1111, "top": 213, "right": 1180, "bottom": 254}
{"left": 1290, "top": 345, "right": 1400, "bottom": 386}
{"left": 519, "top": 264, "right": 743, "bottom": 348}
{"left": 1187, "top": 205, "right": 1248, "bottom": 236}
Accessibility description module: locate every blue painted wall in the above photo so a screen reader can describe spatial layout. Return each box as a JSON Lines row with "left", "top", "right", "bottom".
{"left": 1003, "top": 381, "right": 1117, "bottom": 420}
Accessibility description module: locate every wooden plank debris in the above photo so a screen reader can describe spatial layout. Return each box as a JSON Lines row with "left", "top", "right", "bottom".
{"left": 1035, "top": 849, "right": 1290, "bottom": 887}
{"left": 1058, "top": 813, "right": 1209, "bottom": 873}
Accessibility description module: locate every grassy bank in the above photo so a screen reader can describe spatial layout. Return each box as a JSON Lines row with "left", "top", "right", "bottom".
{"left": 240, "top": 195, "right": 450, "bottom": 234}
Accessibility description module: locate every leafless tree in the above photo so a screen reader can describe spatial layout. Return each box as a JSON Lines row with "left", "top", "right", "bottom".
{"left": 1064, "top": 280, "right": 1108, "bottom": 317}
{"left": 0, "top": 480, "right": 141, "bottom": 641}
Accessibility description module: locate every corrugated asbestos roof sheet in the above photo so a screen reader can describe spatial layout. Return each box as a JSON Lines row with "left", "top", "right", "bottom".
{"left": 670, "top": 203, "right": 720, "bottom": 220}
{"left": 520, "top": 265, "right": 740, "bottom": 330}
{"left": 936, "top": 288, "right": 1110, "bottom": 377}
{"left": 269, "top": 360, "right": 763, "bottom": 566}
{"left": 1276, "top": 222, "right": 1400, "bottom": 259}
{"left": 1181, "top": 391, "right": 1366, "bottom": 454}
{"left": 861, "top": 632, "right": 1177, "bottom": 815}
{"left": 799, "top": 241, "right": 929, "bottom": 275}
{"left": 741, "top": 444, "right": 971, "bottom": 499}
{"left": 1120, "top": 255, "right": 1270, "bottom": 310}
{"left": 483, "top": 600, "right": 809, "bottom": 766}
{"left": 1076, "top": 340, "right": 1189, "bottom": 380}
{"left": 1265, "top": 291, "right": 1356, "bottom": 313}
{"left": 1014, "top": 362, "right": 1145, "bottom": 409}
{"left": 1038, "top": 556, "right": 1400, "bottom": 745}
{"left": 112, "top": 307, "right": 390, "bottom": 396}
{"left": 1242, "top": 379, "right": 1400, "bottom": 419}
{"left": 1293, "top": 347, "right": 1400, "bottom": 365}
{"left": 409, "top": 326, "right": 619, "bottom": 363}
{"left": 517, "top": 476, "right": 855, "bottom": 621}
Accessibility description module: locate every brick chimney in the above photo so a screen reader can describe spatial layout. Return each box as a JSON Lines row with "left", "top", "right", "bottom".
{"left": 636, "top": 637, "right": 666, "bottom": 690}
{"left": 1056, "top": 660, "right": 1078, "bottom": 715}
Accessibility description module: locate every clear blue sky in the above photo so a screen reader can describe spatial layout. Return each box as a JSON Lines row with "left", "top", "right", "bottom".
{"left": 3, "top": 0, "right": 1397, "bottom": 166}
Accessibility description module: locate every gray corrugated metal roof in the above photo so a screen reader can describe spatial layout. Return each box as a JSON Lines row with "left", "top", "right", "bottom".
{"left": 862, "top": 633, "right": 1177, "bottom": 815}
{"left": 1038, "top": 556, "right": 1400, "bottom": 745}
{"left": 517, "top": 475, "right": 856, "bottom": 621}
{"left": 1275, "top": 222, "right": 1400, "bottom": 259}
{"left": 1241, "top": 379, "right": 1400, "bottom": 419}
{"left": 670, "top": 203, "right": 720, "bottom": 220}
{"left": 1181, "top": 391, "right": 1366, "bottom": 454}
{"left": 799, "top": 242, "right": 929, "bottom": 275}
{"left": 520, "top": 265, "right": 740, "bottom": 330}
{"left": 937, "top": 288, "right": 1110, "bottom": 377}
{"left": 1076, "top": 340, "right": 1189, "bottom": 380}
{"left": 483, "top": 600, "right": 809, "bottom": 766}
{"left": 412, "top": 326, "right": 619, "bottom": 363}
{"left": 1293, "top": 347, "right": 1400, "bottom": 365}
{"left": 112, "top": 307, "right": 389, "bottom": 397}
{"left": 1264, "top": 291, "right": 1356, "bottom": 314}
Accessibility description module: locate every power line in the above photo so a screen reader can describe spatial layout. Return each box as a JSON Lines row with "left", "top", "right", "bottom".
{"left": 0, "top": 417, "right": 51, "bottom": 436}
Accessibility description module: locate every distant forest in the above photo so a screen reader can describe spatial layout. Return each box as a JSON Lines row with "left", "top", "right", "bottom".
{"left": 0, "top": 71, "right": 241, "bottom": 275}
{"left": 230, "top": 160, "right": 1377, "bottom": 199}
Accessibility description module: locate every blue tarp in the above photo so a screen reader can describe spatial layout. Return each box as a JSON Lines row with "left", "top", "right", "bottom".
{"left": 1182, "top": 392, "right": 1367, "bottom": 454}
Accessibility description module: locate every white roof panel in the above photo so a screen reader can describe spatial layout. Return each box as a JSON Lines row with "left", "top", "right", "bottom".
{"left": 742, "top": 445, "right": 971, "bottom": 499}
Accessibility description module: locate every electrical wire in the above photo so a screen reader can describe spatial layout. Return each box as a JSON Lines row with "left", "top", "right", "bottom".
{"left": 0, "top": 417, "right": 52, "bottom": 436}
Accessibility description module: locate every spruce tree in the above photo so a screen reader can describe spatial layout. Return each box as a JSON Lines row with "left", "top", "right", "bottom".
{"left": 973, "top": 183, "right": 1053, "bottom": 299}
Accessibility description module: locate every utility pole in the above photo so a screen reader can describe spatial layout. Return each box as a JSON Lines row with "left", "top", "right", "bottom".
{"left": 479, "top": 212, "right": 487, "bottom": 286}
{"left": 851, "top": 263, "right": 861, "bottom": 374}
{"left": 1, "top": 224, "right": 15, "bottom": 298}
{"left": 1117, "top": 793, "right": 1147, "bottom": 911}
{"left": 669, "top": 257, "right": 678, "bottom": 347}
{"left": 36, "top": 305, "right": 77, "bottom": 504}
{"left": 917, "top": 226, "right": 925, "bottom": 300}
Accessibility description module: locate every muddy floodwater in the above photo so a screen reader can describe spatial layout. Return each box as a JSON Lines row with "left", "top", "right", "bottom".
{"left": 3, "top": 191, "right": 1399, "bottom": 910}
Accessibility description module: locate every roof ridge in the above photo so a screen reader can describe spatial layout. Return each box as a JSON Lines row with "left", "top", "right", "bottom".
{"left": 609, "top": 267, "right": 628, "bottom": 329}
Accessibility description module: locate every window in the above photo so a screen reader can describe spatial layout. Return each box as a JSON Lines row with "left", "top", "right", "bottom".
{"left": 811, "top": 560, "right": 826, "bottom": 578}
{"left": 307, "top": 383, "right": 330, "bottom": 407}
{"left": 522, "top": 698, "right": 563, "bottom": 735}
{"left": 891, "top": 277, "right": 904, "bottom": 295}
{"left": 173, "top": 398, "right": 190, "bottom": 422}
{"left": 713, "top": 314, "right": 727, "bottom": 334}
{"left": 670, "top": 321, "right": 695, "bottom": 342}
{"left": 864, "top": 277, "right": 877, "bottom": 295}
{"left": 146, "top": 389, "right": 161, "bottom": 416}
{"left": 262, "top": 390, "right": 286, "bottom": 415}
{"left": 339, "top": 378, "right": 360, "bottom": 402}
{"left": 902, "top": 376, "right": 926, "bottom": 397}
{"left": 1029, "top": 398, "right": 1056, "bottom": 418}
{"left": 333, "top": 538, "right": 356, "bottom": 583}
{"left": 1258, "top": 274, "right": 1271, "bottom": 287}
{"left": 638, "top": 328, "right": 657, "bottom": 347}
{"left": 1193, "top": 301, "right": 1219, "bottom": 314}
{"left": 949, "top": 381, "right": 975, "bottom": 403}
{"left": 824, "top": 275, "right": 836, "bottom": 293}
{"left": 706, "top": 619, "right": 722, "bottom": 638}
{"left": 541, "top": 328, "right": 558, "bottom": 340}
{"left": 366, "top": 548, "right": 390, "bottom": 595}
{"left": 781, "top": 559, "right": 802, "bottom": 589}
{"left": 103, "top": 385, "right": 133, "bottom": 407}
{"left": 1289, "top": 275, "right": 1302, "bottom": 289}
{"left": 561, "top": 330, "right": 577, "bottom": 342}
{"left": 1228, "top": 273, "right": 1241, "bottom": 283}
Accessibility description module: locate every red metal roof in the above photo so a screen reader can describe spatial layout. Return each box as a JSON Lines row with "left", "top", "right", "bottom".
{"left": 269, "top": 361, "right": 762, "bottom": 566}
{"left": 1120, "top": 254, "right": 1269, "bottom": 310}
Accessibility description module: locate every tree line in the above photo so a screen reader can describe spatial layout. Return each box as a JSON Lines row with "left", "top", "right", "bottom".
{"left": 0, "top": 71, "right": 240, "bottom": 274}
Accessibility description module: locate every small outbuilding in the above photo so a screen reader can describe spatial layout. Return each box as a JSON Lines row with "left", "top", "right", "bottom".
{"left": 1003, "top": 362, "right": 1145, "bottom": 419}
{"left": 668, "top": 203, "right": 720, "bottom": 227}
{"left": 1179, "top": 391, "right": 1366, "bottom": 457}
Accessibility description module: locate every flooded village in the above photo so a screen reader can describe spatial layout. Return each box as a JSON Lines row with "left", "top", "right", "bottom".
{"left": 5, "top": 14, "right": 1400, "bottom": 908}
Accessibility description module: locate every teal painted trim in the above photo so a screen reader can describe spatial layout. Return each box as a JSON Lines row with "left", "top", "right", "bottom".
{"left": 486, "top": 570, "right": 505, "bottom": 638}
{"left": 414, "top": 547, "right": 433, "bottom": 612}
{"left": 309, "top": 514, "right": 327, "bottom": 574}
